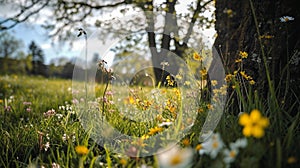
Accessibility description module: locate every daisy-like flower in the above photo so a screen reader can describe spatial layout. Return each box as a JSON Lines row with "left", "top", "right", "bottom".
{"left": 230, "top": 138, "right": 248, "bottom": 149}
{"left": 201, "top": 132, "right": 224, "bottom": 159}
{"left": 223, "top": 148, "right": 238, "bottom": 164}
{"left": 158, "top": 144, "right": 193, "bottom": 168}
{"left": 280, "top": 16, "right": 294, "bottom": 22}
{"left": 196, "top": 144, "right": 206, "bottom": 155}
{"left": 222, "top": 138, "right": 247, "bottom": 166}
{"left": 239, "top": 109, "right": 269, "bottom": 138}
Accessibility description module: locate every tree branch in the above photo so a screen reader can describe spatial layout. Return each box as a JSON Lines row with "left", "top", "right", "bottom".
{"left": 71, "top": 0, "right": 129, "bottom": 10}
{"left": 0, "top": 1, "right": 50, "bottom": 30}
{"left": 183, "top": 0, "right": 213, "bottom": 43}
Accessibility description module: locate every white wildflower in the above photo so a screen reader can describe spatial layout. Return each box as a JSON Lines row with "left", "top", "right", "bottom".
{"left": 230, "top": 138, "right": 247, "bottom": 149}
{"left": 158, "top": 144, "right": 193, "bottom": 168}
{"left": 158, "top": 122, "right": 173, "bottom": 127}
{"left": 280, "top": 16, "right": 294, "bottom": 22}
{"left": 44, "top": 142, "right": 50, "bottom": 151}
{"left": 223, "top": 148, "right": 239, "bottom": 164}
{"left": 201, "top": 132, "right": 224, "bottom": 159}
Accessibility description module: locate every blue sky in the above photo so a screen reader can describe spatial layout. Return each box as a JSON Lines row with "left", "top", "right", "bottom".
{"left": 6, "top": 22, "right": 82, "bottom": 64}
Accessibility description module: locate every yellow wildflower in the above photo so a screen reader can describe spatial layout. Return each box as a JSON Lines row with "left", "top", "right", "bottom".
{"left": 173, "top": 88, "right": 181, "bottom": 97}
{"left": 148, "top": 126, "right": 163, "bottom": 136}
{"left": 225, "top": 74, "right": 234, "bottom": 82}
{"left": 240, "top": 71, "right": 249, "bottom": 80}
{"left": 207, "top": 103, "right": 213, "bottom": 110}
{"left": 195, "top": 144, "right": 203, "bottom": 151}
{"left": 169, "top": 105, "right": 176, "bottom": 113}
{"left": 75, "top": 145, "right": 89, "bottom": 155}
{"left": 141, "top": 134, "right": 149, "bottom": 140}
{"left": 235, "top": 58, "right": 242, "bottom": 63}
{"left": 166, "top": 75, "right": 175, "bottom": 86}
{"left": 193, "top": 52, "right": 202, "bottom": 61}
{"left": 184, "top": 81, "right": 191, "bottom": 86}
{"left": 226, "top": 9, "right": 233, "bottom": 16}
{"left": 156, "top": 114, "right": 163, "bottom": 122}
{"left": 198, "top": 108, "right": 204, "bottom": 113}
{"left": 239, "top": 109, "right": 269, "bottom": 138}
{"left": 128, "top": 96, "right": 135, "bottom": 104}
{"left": 182, "top": 138, "right": 190, "bottom": 147}
{"left": 0, "top": 99, "right": 3, "bottom": 104}
{"left": 249, "top": 80, "right": 256, "bottom": 85}
{"left": 239, "top": 51, "right": 248, "bottom": 58}
{"left": 119, "top": 158, "right": 127, "bottom": 166}
{"left": 175, "top": 74, "right": 182, "bottom": 80}
{"left": 211, "top": 80, "right": 218, "bottom": 86}
{"left": 200, "top": 68, "right": 207, "bottom": 78}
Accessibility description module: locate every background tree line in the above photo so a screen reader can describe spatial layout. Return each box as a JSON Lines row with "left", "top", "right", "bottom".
{"left": 0, "top": 31, "right": 84, "bottom": 79}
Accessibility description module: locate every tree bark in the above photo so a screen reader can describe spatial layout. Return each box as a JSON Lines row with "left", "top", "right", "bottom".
{"left": 213, "top": 0, "right": 300, "bottom": 111}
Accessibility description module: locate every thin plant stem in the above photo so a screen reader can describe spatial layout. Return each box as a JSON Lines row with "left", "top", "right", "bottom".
{"left": 102, "top": 79, "right": 109, "bottom": 121}
{"left": 249, "top": 0, "right": 279, "bottom": 108}
{"left": 85, "top": 34, "right": 88, "bottom": 110}
{"left": 77, "top": 28, "right": 88, "bottom": 111}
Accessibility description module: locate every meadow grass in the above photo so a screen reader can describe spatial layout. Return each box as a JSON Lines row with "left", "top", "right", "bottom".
{"left": 0, "top": 73, "right": 299, "bottom": 168}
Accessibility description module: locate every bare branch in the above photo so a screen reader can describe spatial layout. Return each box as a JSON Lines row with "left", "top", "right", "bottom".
{"left": 183, "top": 0, "right": 213, "bottom": 43}
{"left": 71, "top": 0, "right": 129, "bottom": 10}
{"left": 0, "top": 0, "right": 129, "bottom": 31}
{"left": 0, "top": 1, "right": 50, "bottom": 30}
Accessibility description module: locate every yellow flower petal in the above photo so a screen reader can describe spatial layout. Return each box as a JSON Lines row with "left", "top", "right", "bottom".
{"left": 243, "top": 126, "right": 252, "bottom": 137}
{"left": 252, "top": 126, "right": 264, "bottom": 138}
{"left": 259, "top": 117, "right": 270, "bottom": 128}
{"left": 250, "top": 109, "right": 262, "bottom": 122}
{"left": 239, "top": 113, "right": 251, "bottom": 126}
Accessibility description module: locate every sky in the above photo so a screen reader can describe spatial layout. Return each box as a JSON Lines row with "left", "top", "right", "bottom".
{"left": 0, "top": 1, "right": 216, "bottom": 65}
{"left": 5, "top": 23, "right": 82, "bottom": 64}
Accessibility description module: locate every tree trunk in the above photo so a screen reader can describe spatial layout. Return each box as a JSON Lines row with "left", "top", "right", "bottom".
{"left": 213, "top": 0, "right": 300, "bottom": 113}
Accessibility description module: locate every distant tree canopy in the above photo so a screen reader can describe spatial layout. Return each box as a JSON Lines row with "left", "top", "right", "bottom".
{"left": 0, "top": 0, "right": 214, "bottom": 85}
{"left": 0, "top": 31, "right": 23, "bottom": 74}
{"left": 0, "top": 31, "right": 23, "bottom": 58}
{"left": 28, "top": 41, "right": 47, "bottom": 76}
{"left": 0, "top": 31, "right": 77, "bottom": 78}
